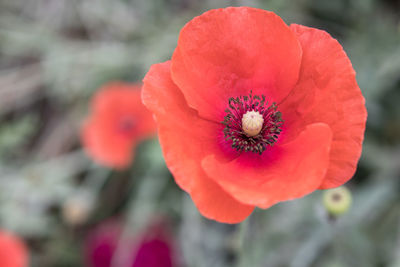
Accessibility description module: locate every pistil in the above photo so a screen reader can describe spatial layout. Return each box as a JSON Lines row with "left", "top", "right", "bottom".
{"left": 242, "top": 110, "right": 264, "bottom": 137}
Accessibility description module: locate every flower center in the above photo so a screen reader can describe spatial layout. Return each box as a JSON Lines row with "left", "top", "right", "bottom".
{"left": 222, "top": 91, "right": 283, "bottom": 154}
{"left": 118, "top": 116, "right": 136, "bottom": 137}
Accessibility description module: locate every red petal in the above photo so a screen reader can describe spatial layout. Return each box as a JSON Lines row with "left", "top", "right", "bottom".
{"left": 143, "top": 61, "right": 254, "bottom": 223}
{"left": 92, "top": 84, "right": 156, "bottom": 139}
{"left": 82, "top": 116, "right": 134, "bottom": 169}
{"left": 280, "top": 25, "right": 367, "bottom": 189}
{"left": 202, "top": 123, "right": 333, "bottom": 208}
{"left": 171, "top": 7, "right": 302, "bottom": 121}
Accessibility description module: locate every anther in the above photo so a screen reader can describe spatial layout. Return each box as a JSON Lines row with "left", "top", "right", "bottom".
{"left": 222, "top": 90, "right": 283, "bottom": 154}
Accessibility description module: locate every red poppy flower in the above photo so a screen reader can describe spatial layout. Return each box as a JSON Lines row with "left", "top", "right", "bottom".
{"left": 142, "top": 7, "right": 367, "bottom": 223}
{"left": 82, "top": 82, "right": 156, "bottom": 169}
{"left": 0, "top": 230, "right": 29, "bottom": 267}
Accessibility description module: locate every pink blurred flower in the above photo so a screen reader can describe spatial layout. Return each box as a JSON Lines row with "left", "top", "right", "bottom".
{"left": 84, "top": 220, "right": 175, "bottom": 267}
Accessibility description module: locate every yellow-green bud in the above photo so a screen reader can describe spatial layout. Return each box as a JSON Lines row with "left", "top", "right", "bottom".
{"left": 323, "top": 186, "right": 352, "bottom": 216}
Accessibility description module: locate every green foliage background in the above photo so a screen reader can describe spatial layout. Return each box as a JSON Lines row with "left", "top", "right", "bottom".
{"left": 0, "top": 0, "right": 399, "bottom": 266}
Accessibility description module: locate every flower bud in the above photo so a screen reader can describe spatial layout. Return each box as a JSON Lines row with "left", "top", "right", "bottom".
{"left": 323, "top": 186, "right": 352, "bottom": 216}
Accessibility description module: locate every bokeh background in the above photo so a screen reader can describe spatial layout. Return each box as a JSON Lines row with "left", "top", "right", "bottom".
{"left": 0, "top": 0, "right": 399, "bottom": 266}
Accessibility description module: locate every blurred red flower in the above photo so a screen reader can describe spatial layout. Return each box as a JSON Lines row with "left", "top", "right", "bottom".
{"left": 142, "top": 7, "right": 367, "bottom": 223}
{"left": 82, "top": 82, "right": 156, "bottom": 169}
{"left": 0, "top": 230, "right": 28, "bottom": 267}
{"left": 84, "top": 220, "right": 175, "bottom": 267}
